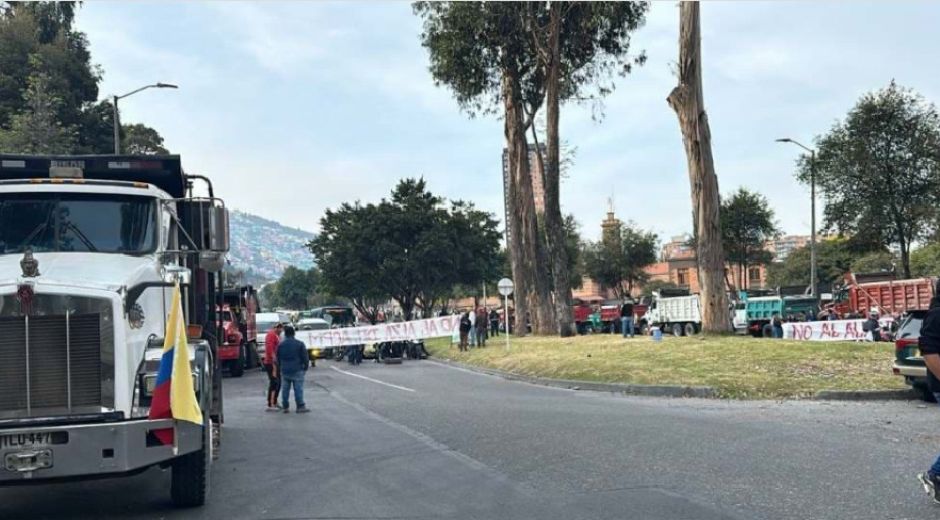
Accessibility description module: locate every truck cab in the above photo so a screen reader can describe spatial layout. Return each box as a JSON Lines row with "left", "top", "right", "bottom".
{"left": 0, "top": 154, "right": 228, "bottom": 507}
{"left": 218, "top": 286, "right": 259, "bottom": 377}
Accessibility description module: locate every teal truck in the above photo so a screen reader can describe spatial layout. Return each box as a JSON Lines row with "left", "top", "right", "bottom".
{"left": 733, "top": 292, "right": 819, "bottom": 337}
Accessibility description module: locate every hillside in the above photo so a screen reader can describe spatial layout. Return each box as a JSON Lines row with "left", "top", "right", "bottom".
{"left": 228, "top": 210, "right": 315, "bottom": 283}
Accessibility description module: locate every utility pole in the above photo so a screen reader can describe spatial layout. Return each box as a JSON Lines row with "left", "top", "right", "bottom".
{"left": 776, "top": 138, "right": 818, "bottom": 300}
{"left": 112, "top": 83, "right": 178, "bottom": 154}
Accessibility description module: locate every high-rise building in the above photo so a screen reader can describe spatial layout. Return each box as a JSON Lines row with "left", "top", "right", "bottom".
{"left": 765, "top": 235, "right": 811, "bottom": 262}
{"left": 501, "top": 144, "right": 546, "bottom": 244}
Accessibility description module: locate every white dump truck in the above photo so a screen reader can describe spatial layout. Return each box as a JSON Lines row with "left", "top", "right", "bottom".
{"left": 643, "top": 290, "right": 702, "bottom": 336}
{"left": 0, "top": 154, "right": 229, "bottom": 507}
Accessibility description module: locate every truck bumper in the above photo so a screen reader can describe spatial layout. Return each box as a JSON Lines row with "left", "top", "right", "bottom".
{"left": 0, "top": 418, "right": 202, "bottom": 484}
{"left": 893, "top": 362, "right": 927, "bottom": 380}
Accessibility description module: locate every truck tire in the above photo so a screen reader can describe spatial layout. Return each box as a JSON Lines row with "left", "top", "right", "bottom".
{"left": 637, "top": 322, "right": 648, "bottom": 336}
{"left": 683, "top": 323, "right": 696, "bottom": 336}
{"left": 171, "top": 417, "right": 210, "bottom": 507}
{"left": 230, "top": 346, "right": 245, "bottom": 378}
{"left": 671, "top": 323, "right": 683, "bottom": 337}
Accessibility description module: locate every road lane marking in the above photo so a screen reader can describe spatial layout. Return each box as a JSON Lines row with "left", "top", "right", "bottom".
{"left": 327, "top": 390, "right": 535, "bottom": 495}
{"left": 426, "top": 359, "right": 576, "bottom": 392}
{"left": 329, "top": 365, "right": 416, "bottom": 392}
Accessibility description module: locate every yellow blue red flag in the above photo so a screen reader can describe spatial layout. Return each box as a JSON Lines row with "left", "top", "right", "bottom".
{"left": 148, "top": 282, "right": 203, "bottom": 444}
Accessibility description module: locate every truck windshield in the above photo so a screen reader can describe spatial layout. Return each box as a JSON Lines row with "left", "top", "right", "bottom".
{"left": 0, "top": 193, "right": 156, "bottom": 254}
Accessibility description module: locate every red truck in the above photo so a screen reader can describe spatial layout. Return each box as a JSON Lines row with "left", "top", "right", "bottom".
{"left": 830, "top": 273, "right": 936, "bottom": 318}
{"left": 572, "top": 298, "right": 649, "bottom": 334}
{"left": 218, "top": 285, "right": 259, "bottom": 377}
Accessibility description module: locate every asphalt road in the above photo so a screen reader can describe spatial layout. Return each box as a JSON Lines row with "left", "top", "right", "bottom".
{"left": 3, "top": 357, "right": 940, "bottom": 519}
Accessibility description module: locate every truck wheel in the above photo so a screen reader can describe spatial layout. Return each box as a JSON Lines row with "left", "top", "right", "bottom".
{"left": 637, "top": 322, "right": 648, "bottom": 336}
{"left": 230, "top": 347, "right": 245, "bottom": 378}
{"left": 761, "top": 324, "right": 773, "bottom": 338}
{"left": 683, "top": 323, "right": 696, "bottom": 336}
{"left": 171, "top": 417, "right": 210, "bottom": 507}
{"left": 671, "top": 323, "right": 683, "bottom": 337}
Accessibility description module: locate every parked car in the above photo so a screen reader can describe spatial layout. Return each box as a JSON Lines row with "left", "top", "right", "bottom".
{"left": 892, "top": 310, "right": 931, "bottom": 401}
{"left": 295, "top": 318, "right": 334, "bottom": 360}
{"left": 255, "top": 312, "right": 286, "bottom": 360}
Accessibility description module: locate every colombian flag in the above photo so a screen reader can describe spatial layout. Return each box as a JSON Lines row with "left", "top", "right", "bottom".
{"left": 148, "top": 282, "right": 203, "bottom": 444}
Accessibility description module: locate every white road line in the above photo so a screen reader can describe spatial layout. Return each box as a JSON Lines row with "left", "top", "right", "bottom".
{"left": 425, "top": 359, "right": 576, "bottom": 392}
{"left": 329, "top": 365, "right": 416, "bottom": 392}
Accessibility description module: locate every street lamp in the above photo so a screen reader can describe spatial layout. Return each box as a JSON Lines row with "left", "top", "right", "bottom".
{"left": 112, "top": 83, "right": 178, "bottom": 154}
{"left": 776, "top": 137, "right": 818, "bottom": 301}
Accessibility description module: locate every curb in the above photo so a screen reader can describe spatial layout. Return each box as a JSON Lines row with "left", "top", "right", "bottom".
{"left": 431, "top": 357, "right": 915, "bottom": 402}
{"left": 813, "top": 389, "right": 917, "bottom": 401}
{"left": 431, "top": 357, "right": 717, "bottom": 398}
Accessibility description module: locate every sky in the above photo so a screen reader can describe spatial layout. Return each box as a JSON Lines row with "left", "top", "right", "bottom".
{"left": 74, "top": 1, "right": 940, "bottom": 244}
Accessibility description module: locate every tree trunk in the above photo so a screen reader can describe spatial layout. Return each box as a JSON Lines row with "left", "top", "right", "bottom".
{"left": 666, "top": 2, "right": 731, "bottom": 333}
{"left": 502, "top": 69, "right": 535, "bottom": 337}
{"left": 539, "top": 3, "right": 575, "bottom": 337}
{"left": 900, "top": 238, "right": 912, "bottom": 279}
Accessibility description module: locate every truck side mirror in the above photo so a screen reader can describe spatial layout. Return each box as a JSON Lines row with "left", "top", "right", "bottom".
{"left": 177, "top": 199, "right": 230, "bottom": 254}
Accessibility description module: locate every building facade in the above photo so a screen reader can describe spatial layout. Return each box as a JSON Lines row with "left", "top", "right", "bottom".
{"left": 765, "top": 235, "right": 811, "bottom": 262}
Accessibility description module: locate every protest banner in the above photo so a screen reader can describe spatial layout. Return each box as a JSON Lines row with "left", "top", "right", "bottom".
{"left": 294, "top": 314, "right": 461, "bottom": 348}
{"left": 782, "top": 318, "right": 893, "bottom": 341}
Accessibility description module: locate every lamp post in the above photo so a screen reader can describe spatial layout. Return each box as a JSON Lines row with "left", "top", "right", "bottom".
{"left": 776, "top": 137, "right": 817, "bottom": 301}
{"left": 112, "top": 82, "right": 178, "bottom": 154}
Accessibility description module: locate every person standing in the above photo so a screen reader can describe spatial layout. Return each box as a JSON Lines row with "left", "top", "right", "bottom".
{"left": 276, "top": 325, "right": 310, "bottom": 413}
{"left": 489, "top": 308, "right": 499, "bottom": 337}
{"left": 468, "top": 307, "right": 477, "bottom": 347}
{"left": 864, "top": 309, "right": 883, "bottom": 341}
{"left": 771, "top": 312, "right": 784, "bottom": 338}
{"left": 917, "top": 292, "right": 940, "bottom": 502}
{"left": 458, "top": 311, "right": 472, "bottom": 351}
{"left": 263, "top": 323, "right": 283, "bottom": 411}
{"left": 475, "top": 307, "right": 488, "bottom": 347}
{"left": 620, "top": 298, "right": 635, "bottom": 338}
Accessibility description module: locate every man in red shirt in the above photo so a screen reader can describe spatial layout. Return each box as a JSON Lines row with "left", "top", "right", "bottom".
{"left": 264, "top": 323, "right": 284, "bottom": 411}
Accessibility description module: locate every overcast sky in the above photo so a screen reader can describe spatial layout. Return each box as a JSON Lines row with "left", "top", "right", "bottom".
{"left": 75, "top": 1, "right": 940, "bottom": 243}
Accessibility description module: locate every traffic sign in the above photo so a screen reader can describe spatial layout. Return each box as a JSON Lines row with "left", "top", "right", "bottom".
{"left": 497, "top": 278, "right": 514, "bottom": 296}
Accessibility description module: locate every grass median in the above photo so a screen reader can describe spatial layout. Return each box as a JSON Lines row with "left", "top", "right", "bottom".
{"left": 425, "top": 333, "right": 906, "bottom": 399}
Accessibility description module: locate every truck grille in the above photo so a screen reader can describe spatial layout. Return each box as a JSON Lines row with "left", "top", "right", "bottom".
{"left": 0, "top": 294, "right": 114, "bottom": 417}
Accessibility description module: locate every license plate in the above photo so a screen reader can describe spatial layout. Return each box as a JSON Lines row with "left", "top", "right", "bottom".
{"left": 0, "top": 431, "right": 67, "bottom": 449}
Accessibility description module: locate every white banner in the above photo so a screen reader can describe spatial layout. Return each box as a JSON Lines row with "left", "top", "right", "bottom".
{"left": 782, "top": 318, "right": 893, "bottom": 341}
{"left": 295, "top": 314, "right": 461, "bottom": 348}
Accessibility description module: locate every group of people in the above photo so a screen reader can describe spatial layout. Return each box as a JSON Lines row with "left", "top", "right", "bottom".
{"left": 457, "top": 307, "right": 500, "bottom": 351}
{"left": 263, "top": 322, "right": 311, "bottom": 413}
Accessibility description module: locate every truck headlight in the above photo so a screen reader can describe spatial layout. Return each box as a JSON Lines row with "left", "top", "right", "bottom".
{"left": 128, "top": 303, "right": 146, "bottom": 329}
{"left": 140, "top": 373, "right": 198, "bottom": 398}
{"left": 143, "top": 374, "right": 157, "bottom": 395}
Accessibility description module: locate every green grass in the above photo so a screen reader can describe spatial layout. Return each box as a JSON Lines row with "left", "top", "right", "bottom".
{"left": 425, "top": 333, "right": 906, "bottom": 399}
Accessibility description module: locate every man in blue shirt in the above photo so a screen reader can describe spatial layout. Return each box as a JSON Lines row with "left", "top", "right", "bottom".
{"left": 276, "top": 325, "right": 310, "bottom": 414}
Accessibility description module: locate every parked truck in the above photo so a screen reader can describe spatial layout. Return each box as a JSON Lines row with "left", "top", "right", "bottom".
{"left": 573, "top": 299, "right": 649, "bottom": 335}
{"left": 218, "top": 285, "right": 259, "bottom": 376}
{"left": 831, "top": 273, "right": 935, "bottom": 317}
{"left": 0, "top": 154, "right": 229, "bottom": 507}
{"left": 642, "top": 289, "right": 701, "bottom": 336}
{"left": 736, "top": 293, "right": 818, "bottom": 337}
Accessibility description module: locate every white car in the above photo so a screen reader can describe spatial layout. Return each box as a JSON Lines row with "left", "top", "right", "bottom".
{"left": 295, "top": 318, "right": 334, "bottom": 359}
{"left": 255, "top": 312, "right": 287, "bottom": 359}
